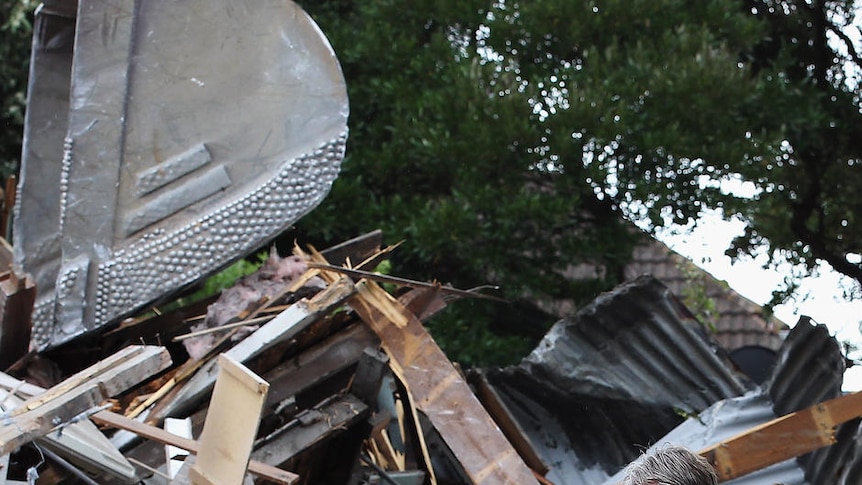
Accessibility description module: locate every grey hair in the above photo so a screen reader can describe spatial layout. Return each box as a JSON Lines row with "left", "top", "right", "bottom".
{"left": 622, "top": 445, "right": 718, "bottom": 485}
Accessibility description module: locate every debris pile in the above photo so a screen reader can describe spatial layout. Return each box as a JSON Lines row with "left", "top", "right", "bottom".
{"left": 1, "top": 232, "right": 862, "bottom": 484}
{"left": 0, "top": 231, "right": 543, "bottom": 484}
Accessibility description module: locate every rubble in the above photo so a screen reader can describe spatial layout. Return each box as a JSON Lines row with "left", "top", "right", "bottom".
{"left": 0, "top": 234, "right": 860, "bottom": 484}
{"left": 0, "top": 232, "right": 540, "bottom": 483}
{"left": 8, "top": 1, "right": 861, "bottom": 483}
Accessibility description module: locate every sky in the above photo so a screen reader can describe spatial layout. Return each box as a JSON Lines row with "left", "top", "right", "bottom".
{"left": 654, "top": 211, "right": 862, "bottom": 391}
{"left": 654, "top": 5, "right": 862, "bottom": 392}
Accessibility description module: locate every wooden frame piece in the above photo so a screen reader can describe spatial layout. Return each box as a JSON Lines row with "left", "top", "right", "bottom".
{"left": 189, "top": 354, "right": 269, "bottom": 485}
{"left": 251, "top": 393, "right": 369, "bottom": 467}
{"left": 0, "top": 372, "right": 137, "bottom": 482}
{"left": 91, "top": 410, "right": 299, "bottom": 484}
{"left": 700, "top": 391, "right": 862, "bottom": 481}
{"left": 349, "top": 280, "right": 537, "bottom": 485}
{"left": 0, "top": 345, "right": 171, "bottom": 456}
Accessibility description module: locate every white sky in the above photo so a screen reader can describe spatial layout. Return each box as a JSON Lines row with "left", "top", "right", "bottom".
{"left": 654, "top": 212, "right": 862, "bottom": 391}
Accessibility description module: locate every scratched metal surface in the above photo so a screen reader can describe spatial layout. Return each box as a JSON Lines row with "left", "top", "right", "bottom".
{"left": 14, "top": 0, "right": 348, "bottom": 348}
{"left": 602, "top": 319, "right": 860, "bottom": 485}
{"left": 484, "top": 283, "right": 861, "bottom": 485}
{"left": 485, "top": 275, "right": 751, "bottom": 484}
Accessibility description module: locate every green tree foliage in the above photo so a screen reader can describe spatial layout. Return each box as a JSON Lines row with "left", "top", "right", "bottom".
{"left": 471, "top": 0, "right": 862, "bottom": 308}
{"left": 3, "top": 1, "right": 860, "bottom": 364}
{"left": 294, "top": 0, "right": 645, "bottom": 365}
{"left": 728, "top": 1, "right": 862, "bottom": 305}
{"left": 293, "top": 0, "right": 862, "bottom": 363}
{"left": 0, "top": 0, "right": 36, "bottom": 178}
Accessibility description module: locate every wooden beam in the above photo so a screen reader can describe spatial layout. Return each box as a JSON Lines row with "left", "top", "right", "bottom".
{"left": 0, "top": 372, "right": 137, "bottom": 482}
{"left": 0, "top": 345, "right": 171, "bottom": 456}
{"left": 349, "top": 280, "right": 537, "bottom": 485}
{"left": 148, "top": 277, "right": 355, "bottom": 422}
{"left": 91, "top": 410, "right": 299, "bottom": 484}
{"left": 469, "top": 369, "right": 549, "bottom": 476}
{"left": 700, "top": 391, "right": 862, "bottom": 481}
{"left": 251, "top": 393, "right": 369, "bottom": 467}
{"left": 0, "top": 263, "right": 35, "bottom": 369}
{"left": 189, "top": 355, "right": 269, "bottom": 485}
{"left": 262, "top": 323, "right": 378, "bottom": 410}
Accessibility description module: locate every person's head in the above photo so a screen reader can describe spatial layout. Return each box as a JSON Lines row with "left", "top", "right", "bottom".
{"left": 622, "top": 444, "right": 718, "bottom": 485}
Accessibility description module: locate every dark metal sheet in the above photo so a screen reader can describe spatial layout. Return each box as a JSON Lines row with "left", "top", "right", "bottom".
{"left": 15, "top": 0, "right": 348, "bottom": 347}
{"left": 13, "top": 1, "right": 76, "bottom": 334}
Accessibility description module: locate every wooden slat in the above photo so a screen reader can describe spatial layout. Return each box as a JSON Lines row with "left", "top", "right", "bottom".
{"left": 149, "top": 277, "right": 356, "bottom": 423}
{"left": 91, "top": 410, "right": 299, "bottom": 484}
{"left": 262, "top": 323, "right": 378, "bottom": 410}
{"left": 700, "top": 391, "right": 862, "bottom": 481}
{"left": 470, "top": 369, "right": 549, "bottom": 476}
{"left": 0, "top": 265, "right": 36, "bottom": 369}
{"left": 251, "top": 393, "right": 369, "bottom": 467}
{"left": 0, "top": 371, "right": 137, "bottom": 481}
{"left": 0, "top": 345, "right": 171, "bottom": 456}
{"left": 189, "top": 355, "right": 269, "bottom": 485}
{"left": 350, "top": 280, "right": 538, "bottom": 485}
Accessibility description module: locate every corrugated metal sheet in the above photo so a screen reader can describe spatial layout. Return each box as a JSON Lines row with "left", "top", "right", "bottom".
{"left": 625, "top": 239, "right": 785, "bottom": 352}
{"left": 599, "top": 318, "right": 861, "bottom": 485}
{"left": 601, "top": 392, "right": 808, "bottom": 484}
{"left": 485, "top": 275, "right": 751, "bottom": 483}
{"left": 484, "top": 277, "right": 862, "bottom": 484}
{"left": 767, "top": 316, "right": 844, "bottom": 415}
{"left": 518, "top": 275, "right": 748, "bottom": 411}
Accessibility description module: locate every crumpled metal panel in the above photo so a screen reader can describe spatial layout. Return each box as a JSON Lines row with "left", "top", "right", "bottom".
{"left": 601, "top": 392, "right": 810, "bottom": 485}
{"left": 482, "top": 277, "right": 862, "bottom": 484}
{"left": 518, "top": 275, "right": 748, "bottom": 412}
{"left": 601, "top": 318, "right": 859, "bottom": 485}
{"left": 484, "top": 275, "right": 751, "bottom": 483}
{"left": 15, "top": 0, "right": 348, "bottom": 348}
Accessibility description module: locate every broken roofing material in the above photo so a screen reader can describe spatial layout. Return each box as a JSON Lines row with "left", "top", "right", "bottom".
{"left": 485, "top": 275, "right": 862, "bottom": 484}
{"left": 1, "top": 232, "right": 543, "bottom": 483}
{"left": 624, "top": 240, "right": 786, "bottom": 355}
{"left": 482, "top": 275, "right": 752, "bottom": 484}
{"left": 603, "top": 317, "right": 860, "bottom": 485}
{"left": 15, "top": 0, "right": 348, "bottom": 348}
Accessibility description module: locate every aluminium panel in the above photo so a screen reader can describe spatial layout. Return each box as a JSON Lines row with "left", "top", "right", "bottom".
{"left": 15, "top": 0, "right": 348, "bottom": 348}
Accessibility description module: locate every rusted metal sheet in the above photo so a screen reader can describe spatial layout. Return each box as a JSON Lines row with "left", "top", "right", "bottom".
{"left": 14, "top": 0, "right": 348, "bottom": 348}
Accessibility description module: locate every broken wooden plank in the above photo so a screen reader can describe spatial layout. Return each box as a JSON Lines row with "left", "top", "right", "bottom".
{"left": 319, "top": 229, "right": 383, "bottom": 268}
{"left": 252, "top": 393, "right": 369, "bottom": 467}
{"left": 263, "top": 322, "right": 379, "bottom": 411}
{"left": 91, "top": 410, "right": 299, "bottom": 484}
{"left": 149, "top": 277, "right": 356, "bottom": 422}
{"left": 0, "top": 345, "right": 171, "bottom": 456}
{"left": 130, "top": 326, "right": 241, "bottom": 420}
{"left": 189, "top": 354, "right": 269, "bottom": 485}
{"left": 700, "top": 391, "right": 862, "bottom": 481}
{"left": 0, "top": 264, "right": 36, "bottom": 370}
{"left": 307, "top": 263, "right": 506, "bottom": 302}
{"left": 469, "top": 369, "right": 549, "bottom": 476}
{"left": 349, "top": 280, "right": 538, "bottom": 485}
